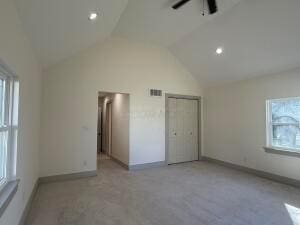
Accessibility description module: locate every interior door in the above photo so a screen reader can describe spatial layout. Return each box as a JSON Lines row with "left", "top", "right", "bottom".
{"left": 168, "top": 98, "right": 177, "bottom": 164}
{"left": 175, "top": 99, "right": 187, "bottom": 163}
{"left": 184, "top": 99, "right": 193, "bottom": 161}
{"left": 168, "top": 97, "right": 199, "bottom": 164}
{"left": 185, "top": 99, "right": 198, "bottom": 161}
{"left": 182, "top": 99, "right": 198, "bottom": 162}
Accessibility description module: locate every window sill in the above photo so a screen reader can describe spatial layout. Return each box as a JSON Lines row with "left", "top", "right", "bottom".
{"left": 0, "top": 180, "right": 19, "bottom": 218}
{"left": 264, "top": 146, "right": 300, "bottom": 158}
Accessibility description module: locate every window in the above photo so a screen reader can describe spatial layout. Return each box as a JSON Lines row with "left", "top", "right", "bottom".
{"left": 266, "top": 97, "right": 300, "bottom": 153}
{"left": 0, "top": 63, "right": 19, "bottom": 190}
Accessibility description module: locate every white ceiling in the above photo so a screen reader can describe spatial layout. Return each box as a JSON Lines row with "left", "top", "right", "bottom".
{"left": 14, "top": 0, "right": 128, "bottom": 68}
{"left": 170, "top": 0, "right": 300, "bottom": 87}
{"left": 113, "top": 0, "right": 241, "bottom": 46}
{"left": 14, "top": 0, "right": 300, "bottom": 87}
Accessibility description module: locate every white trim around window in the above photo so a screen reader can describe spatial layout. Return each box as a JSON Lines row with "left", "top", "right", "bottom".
{"left": 265, "top": 97, "right": 300, "bottom": 156}
{"left": 0, "top": 59, "right": 19, "bottom": 217}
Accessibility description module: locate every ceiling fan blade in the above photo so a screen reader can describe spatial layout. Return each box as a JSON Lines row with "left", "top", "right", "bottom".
{"left": 207, "top": 0, "right": 218, "bottom": 14}
{"left": 172, "top": 0, "right": 192, "bottom": 10}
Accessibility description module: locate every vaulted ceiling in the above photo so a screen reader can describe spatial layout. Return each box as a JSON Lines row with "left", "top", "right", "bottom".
{"left": 113, "top": 0, "right": 241, "bottom": 46}
{"left": 14, "top": 0, "right": 128, "bottom": 68}
{"left": 14, "top": 0, "right": 300, "bottom": 87}
{"left": 170, "top": 0, "right": 300, "bottom": 86}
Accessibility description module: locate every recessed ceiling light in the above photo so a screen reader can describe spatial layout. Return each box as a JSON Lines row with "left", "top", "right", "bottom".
{"left": 89, "top": 12, "right": 98, "bottom": 21}
{"left": 216, "top": 48, "right": 223, "bottom": 55}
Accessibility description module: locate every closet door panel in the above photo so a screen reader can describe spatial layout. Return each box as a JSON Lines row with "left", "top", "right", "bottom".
{"left": 175, "top": 99, "right": 185, "bottom": 163}
{"left": 183, "top": 99, "right": 193, "bottom": 162}
{"left": 168, "top": 98, "right": 177, "bottom": 164}
{"left": 190, "top": 100, "right": 199, "bottom": 160}
{"left": 168, "top": 97, "right": 199, "bottom": 164}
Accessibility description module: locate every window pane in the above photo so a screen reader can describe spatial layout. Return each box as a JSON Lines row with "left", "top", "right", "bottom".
{"left": 0, "top": 131, "right": 8, "bottom": 181}
{"left": 12, "top": 81, "right": 19, "bottom": 126}
{"left": 0, "top": 77, "right": 7, "bottom": 182}
{"left": 273, "top": 125, "right": 300, "bottom": 149}
{"left": 0, "top": 79, "right": 5, "bottom": 127}
{"left": 10, "top": 128, "right": 18, "bottom": 176}
{"left": 271, "top": 98, "right": 300, "bottom": 151}
{"left": 272, "top": 99, "right": 300, "bottom": 122}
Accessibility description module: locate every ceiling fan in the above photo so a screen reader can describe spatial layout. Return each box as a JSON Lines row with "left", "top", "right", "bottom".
{"left": 172, "top": 0, "right": 218, "bottom": 15}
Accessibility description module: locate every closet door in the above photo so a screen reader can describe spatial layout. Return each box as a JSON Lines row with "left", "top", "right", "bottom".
{"left": 189, "top": 99, "right": 198, "bottom": 161}
{"left": 183, "top": 99, "right": 192, "bottom": 162}
{"left": 175, "top": 99, "right": 186, "bottom": 163}
{"left": 168, "top": 98, "right": 177, "bottom": 164}
{"left": 168, "top": 97, "right": 199, "bottom": 164}
{"left": 183, "top": 99, "right": 198, "bottom": 162}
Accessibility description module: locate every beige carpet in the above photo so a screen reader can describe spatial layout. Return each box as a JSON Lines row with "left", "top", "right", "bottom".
{"left": 26, "top": 158, "right": 300, "bottom": 225}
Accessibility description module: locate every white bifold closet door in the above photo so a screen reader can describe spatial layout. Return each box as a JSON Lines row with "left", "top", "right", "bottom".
{"left": 168, "top": 98, "right": 198, "bottom": 164}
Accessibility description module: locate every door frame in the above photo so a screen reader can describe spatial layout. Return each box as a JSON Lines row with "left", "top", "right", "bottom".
{"left": 97, "top": 105, "right": 103, "bottom": 154}
{"left": 165, "top": 93, "right": 202, "bottom": 165}
{"left": 106, "top": 101, "right": 113, "bottom": 156}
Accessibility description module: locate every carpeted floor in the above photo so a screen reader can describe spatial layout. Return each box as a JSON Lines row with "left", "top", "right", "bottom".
{"left": 26, "top": 157, "right": 300, "bottom": 225}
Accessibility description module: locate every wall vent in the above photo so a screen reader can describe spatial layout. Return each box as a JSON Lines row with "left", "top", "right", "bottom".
{"left": 149, "top": 89, "right": 163, "bottom": 97}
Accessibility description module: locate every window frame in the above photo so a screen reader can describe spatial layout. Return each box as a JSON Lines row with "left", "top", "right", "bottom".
{"left": 0, "top": 75, "right": 9, "bottom": 190}
{"left": 0, "top": 60, "right": 19, "bottom": 195}
{"left": 266, "top": 97, "right": 300, "bottom": 154}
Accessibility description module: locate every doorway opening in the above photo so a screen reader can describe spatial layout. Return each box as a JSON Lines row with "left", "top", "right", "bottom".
{"left": 97, "top": 92, "right": 130, "bottom": 170}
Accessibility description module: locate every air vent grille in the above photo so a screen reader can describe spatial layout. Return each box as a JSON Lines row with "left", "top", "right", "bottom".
{"left": 149, "top": 89, "right": 162, "bottom": 97}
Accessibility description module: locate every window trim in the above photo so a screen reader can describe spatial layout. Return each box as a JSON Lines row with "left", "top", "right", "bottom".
{"left": 264, "top": 146, "right": 300, "bottom": 158}
{"left": 0, "top": 180, "right": 19, "bottom": 217}
{"left": 0, "top": 59, "right": 19, "bottom": 217}
{"left": 265, "top": 97, "right": 300, "bottom": 156}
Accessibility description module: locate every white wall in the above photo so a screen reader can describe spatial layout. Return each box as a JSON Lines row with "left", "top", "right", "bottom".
{"left": 40, "top": 37, "right": 202, "bottom": 176}
{"left": 0, "top": 0, "right": 42, "bottom": 224}
{"left": 204, "top": 68, "right": 300, "bottom": 180}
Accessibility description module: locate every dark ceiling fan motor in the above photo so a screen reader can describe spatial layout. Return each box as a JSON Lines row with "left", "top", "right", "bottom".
{"left": 172, "top": 0, "right": 218, "bottom": 15}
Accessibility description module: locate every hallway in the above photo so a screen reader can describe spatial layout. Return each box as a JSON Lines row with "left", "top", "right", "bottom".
{"left": 26, "top": 158, "right": 300, "bottom": 225}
